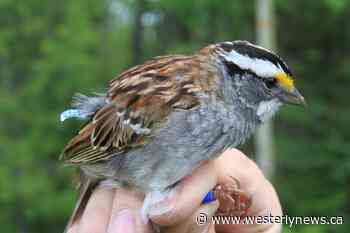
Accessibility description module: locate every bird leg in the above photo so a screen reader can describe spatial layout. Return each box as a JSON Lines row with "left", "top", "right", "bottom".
{"left": 213, "top": 176, "right": 252, "bottom": 216}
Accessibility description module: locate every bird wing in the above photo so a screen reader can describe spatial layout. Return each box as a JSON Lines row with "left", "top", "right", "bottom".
{"left": 61, "top": 55, "right": 204, "bottom": 164}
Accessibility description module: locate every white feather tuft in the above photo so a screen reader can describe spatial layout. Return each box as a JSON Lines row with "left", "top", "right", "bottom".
{"left": 257, "top": 99, "right": 282, "bottom": 122}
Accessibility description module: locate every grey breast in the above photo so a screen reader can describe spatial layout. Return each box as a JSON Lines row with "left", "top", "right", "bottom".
{"left": 109, "top": 99, "right": 254, "bottom": 193}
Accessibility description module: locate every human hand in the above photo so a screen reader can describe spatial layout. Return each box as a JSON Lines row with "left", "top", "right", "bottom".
{"left": 66, "top": 149, "right": 282, "bottom": 233}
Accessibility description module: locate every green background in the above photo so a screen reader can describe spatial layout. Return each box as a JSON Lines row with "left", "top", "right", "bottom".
{"left": 0, "top": 0, "right": 349, "bottom": 232}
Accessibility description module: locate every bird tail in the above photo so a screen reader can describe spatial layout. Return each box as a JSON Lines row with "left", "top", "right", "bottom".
{"left": 63, "top": 173, "right": 99, "bottom": 233}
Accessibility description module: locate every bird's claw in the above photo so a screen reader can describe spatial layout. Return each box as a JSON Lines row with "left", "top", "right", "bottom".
{"left": 213, "top": 176, "right": 252, "bottom": 216}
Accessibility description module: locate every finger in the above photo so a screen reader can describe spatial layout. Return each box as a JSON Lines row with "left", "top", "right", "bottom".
{"left": 162, "top": 200, "right": 219, "bottom": 233}
{"left": 108, "top": 188, "right": 152, "bottom": 233}
{"left": 150, "top": 161, "right": 218, "bottom": 226}
{"left": 78, "top": 188, "right": 114, "bottom": 233}
{"left": 214, "top": 149, "right": 282, "bottom": 233}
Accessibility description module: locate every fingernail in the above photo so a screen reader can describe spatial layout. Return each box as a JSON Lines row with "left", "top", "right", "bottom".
{"left": 108, "top": 209, "right": 135, "bottom": 233}
{"left": 148, "top": 201, "right": 175, "bottom": 218}
{"left": 147, "top": 193, "right": 176, "bottom": 218}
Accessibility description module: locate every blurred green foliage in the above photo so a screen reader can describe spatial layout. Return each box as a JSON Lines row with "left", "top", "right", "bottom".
{"left": 0, "top": 0, "right": 349, "bottom": 232}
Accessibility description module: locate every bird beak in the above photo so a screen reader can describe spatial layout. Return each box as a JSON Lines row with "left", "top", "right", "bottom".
{"left": 279, "top": 88, "right": 306, "bottom": 107}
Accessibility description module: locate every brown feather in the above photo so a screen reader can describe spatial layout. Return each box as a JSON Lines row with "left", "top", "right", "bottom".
{"left": 61, "top": 52, "right": 221, "bottom": 164}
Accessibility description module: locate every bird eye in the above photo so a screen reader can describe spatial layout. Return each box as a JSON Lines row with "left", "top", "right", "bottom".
{"left": 264, "top": 78, "right": 277, "bottom": 89}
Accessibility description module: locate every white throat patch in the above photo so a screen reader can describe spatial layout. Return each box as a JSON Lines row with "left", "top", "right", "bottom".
{"left": 224, "top": 50, "right": 283, "bottom": 78}
{"left": 257, "top": 99, "right": 282, "bottom": 122}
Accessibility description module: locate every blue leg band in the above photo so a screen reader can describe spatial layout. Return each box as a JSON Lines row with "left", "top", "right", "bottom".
{"left": 202, "top": 191, "right": 215, "bottom": 204}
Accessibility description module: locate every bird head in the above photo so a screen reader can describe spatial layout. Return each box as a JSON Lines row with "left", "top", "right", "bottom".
{"left": 215, "top": 41, "right": 305, "bottom": 121}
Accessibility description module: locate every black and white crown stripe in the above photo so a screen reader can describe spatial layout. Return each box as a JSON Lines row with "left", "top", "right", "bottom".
{"left": 217, "top": 41, "right": 292, "bottom": 79}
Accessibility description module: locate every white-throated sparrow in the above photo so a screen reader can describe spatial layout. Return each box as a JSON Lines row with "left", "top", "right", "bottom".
{"left": 60, "top": 41, "right": 305, "bottom": 231}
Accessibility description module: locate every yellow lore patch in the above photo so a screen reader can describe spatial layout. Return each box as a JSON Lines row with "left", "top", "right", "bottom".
{"left": 276, "top": 72, "right": 294, "bottom": 91}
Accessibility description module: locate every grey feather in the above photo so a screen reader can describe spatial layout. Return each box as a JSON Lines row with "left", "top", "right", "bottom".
{"left": 72, "top": 93, "right": 107, "bottom": 114}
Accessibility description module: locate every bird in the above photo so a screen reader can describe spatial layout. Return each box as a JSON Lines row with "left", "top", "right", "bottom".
{"left": 60, "top": 40, "right": 305, "bottom": 231}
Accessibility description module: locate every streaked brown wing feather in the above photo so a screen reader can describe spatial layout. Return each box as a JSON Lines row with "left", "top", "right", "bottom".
{"left": 61, "top": 55, "right": 203, "bottom": 164}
